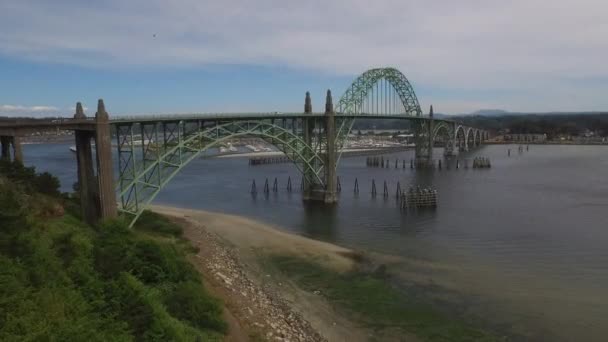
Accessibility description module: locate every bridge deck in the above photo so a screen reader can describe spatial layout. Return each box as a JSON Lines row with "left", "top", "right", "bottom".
{"left": 1, "top": 113, "right": 455, "bottom": 135}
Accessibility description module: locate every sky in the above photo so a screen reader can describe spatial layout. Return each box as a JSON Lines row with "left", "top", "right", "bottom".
{"left": 1, "top": 0, "right": 607, "bottom": 117}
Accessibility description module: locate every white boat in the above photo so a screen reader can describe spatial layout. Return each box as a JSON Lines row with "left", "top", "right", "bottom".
{"left": 227, "top": 143, "right": 238, "bottom": 152}
{"left": 245, "top": 144, "right": 260, "bottom": 152}
{"left": 69, "top": 146, "right": 77, "bottom": 152}
{"left": 219, "top": 147, "right": 229, "bottom": 153}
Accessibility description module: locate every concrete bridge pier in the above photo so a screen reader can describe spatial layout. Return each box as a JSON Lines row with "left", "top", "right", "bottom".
{"left": 301, "top": 91, "right": 318, "bottom": 201}
{"left": 0, "top": 136, "right": 23, "bottom": 163}
{"left": 301, "top": 90, "right": 338, "bottom": 203}
{"left": 73, "top": 101, "right": 117, "bottom": 225}
{"left": 94, "top": 100, "right": 118, "bottom": 220}
{"left": 11, "top": 136, "right": 23, "bottom": 163}
{"left": 414, "top": 105, "right": 434, "bottom": 168}
{"left": 323, "top": 90, "right": 337, "bottom": 203}
{"left": 0, "top": 136, "right": 10, "bottom": 161}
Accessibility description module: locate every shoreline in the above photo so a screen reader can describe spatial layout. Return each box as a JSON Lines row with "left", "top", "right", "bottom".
{"left": 151, "top": 204, "right": 366, "bottom": 341}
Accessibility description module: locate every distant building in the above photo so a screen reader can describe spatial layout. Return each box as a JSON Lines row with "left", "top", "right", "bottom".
{"left": 503, "top": 133, "right": 547, "bottom": 142}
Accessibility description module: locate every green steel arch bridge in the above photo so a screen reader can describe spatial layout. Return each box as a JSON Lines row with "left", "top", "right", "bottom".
{"left": 0, "top": 67, "right": 488, "bottom": 226}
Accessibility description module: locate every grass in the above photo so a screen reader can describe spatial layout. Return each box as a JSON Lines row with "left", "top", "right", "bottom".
{"left": 265, "top": 254, "right": 501, "bottom": 342}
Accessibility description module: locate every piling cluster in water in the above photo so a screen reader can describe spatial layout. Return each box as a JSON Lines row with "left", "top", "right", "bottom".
{"left": 365, "top": 156, "right": 492, "bottom": 170}
{"left": 249, "top": 176, "right": 439, "bottom": 210}
{"left": 251, "top": 176, "right": 343, "bottom": 194}
{"left": 366, "top": 156, "right": 413, "bottom": 169}
{"left": 400, "top": 187, "right": 438, "bottom": 209}
{"left": 508, "top": 145, "right": 529, "bottom": 156}
{"left": 472, "top": 157, "right": 491, "bottom": 168}
{"left": 249, "top": 156, "right": 290, "bottom": 165}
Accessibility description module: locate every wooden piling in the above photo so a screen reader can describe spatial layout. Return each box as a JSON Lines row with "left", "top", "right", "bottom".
{"left": 264, "top": 178, "right": 269, "bottom": 193}
{"left": 354, "top": 178, "right": 359, "bottom": 194}
{"left": 251, "top": 179, "right": 257, "bottom": 194}
{"left": 371, "top": 179, "right": 377, "bottom": 197}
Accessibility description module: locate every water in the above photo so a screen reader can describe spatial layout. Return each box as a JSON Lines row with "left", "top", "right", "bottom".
{"left": 23, "top": 143, "right": 608, "bottom": 341}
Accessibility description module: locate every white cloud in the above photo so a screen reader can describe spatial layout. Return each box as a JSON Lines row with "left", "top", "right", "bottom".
{"left": 0, "top": 104, "right": 61, "bottom": 117}
{"left": 1, "top": 0, "right": 607, "bottom": 113}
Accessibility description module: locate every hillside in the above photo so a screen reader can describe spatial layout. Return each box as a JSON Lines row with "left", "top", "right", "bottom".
{"left": 0, "top": 160, "right": 226, "bottom": 341}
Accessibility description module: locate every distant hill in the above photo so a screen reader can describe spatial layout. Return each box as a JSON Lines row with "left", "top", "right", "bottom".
{"left": 468, "top": 109, "right": 509, "bottom": 116}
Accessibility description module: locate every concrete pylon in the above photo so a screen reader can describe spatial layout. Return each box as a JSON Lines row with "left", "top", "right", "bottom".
{"left": 323, "top": 90, "right": 337, "bottom": 203}
{"left": 304, "top": 91, "right": 312, "bottom": 113}
{"left": 94, "top": 99, "right": 117, "bottom": 220}
{"left": 74, "top": 102, "right": 86, "bottom": 119}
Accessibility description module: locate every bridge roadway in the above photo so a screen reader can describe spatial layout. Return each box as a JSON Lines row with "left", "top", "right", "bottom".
{"left": 0, "top": 111, "right": 447, "bottom": 134}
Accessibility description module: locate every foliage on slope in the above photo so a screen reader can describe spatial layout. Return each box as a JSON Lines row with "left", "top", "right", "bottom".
{"left": 0, "top": 160, "right": 226, "bottom": 341}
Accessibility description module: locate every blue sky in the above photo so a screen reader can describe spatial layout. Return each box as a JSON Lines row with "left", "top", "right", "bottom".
{"left": 1, "top": 0, "right": 607, "bottom": 116}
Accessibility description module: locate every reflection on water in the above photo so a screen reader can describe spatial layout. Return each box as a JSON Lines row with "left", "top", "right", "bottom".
{"left": 23, "top": 143, "right": 608, "bottom": 341}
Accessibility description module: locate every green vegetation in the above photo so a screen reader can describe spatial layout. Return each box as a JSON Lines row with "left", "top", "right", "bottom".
{"left": 265, "top": 255, "right": 499, "bottom": 342}
{"left": 0, "top": 161, "right": 226, "bottom": 341}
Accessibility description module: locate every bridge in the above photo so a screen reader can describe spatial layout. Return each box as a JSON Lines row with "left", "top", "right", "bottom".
{"left": 0, "top": 67, "right": 488, "bottom": 227}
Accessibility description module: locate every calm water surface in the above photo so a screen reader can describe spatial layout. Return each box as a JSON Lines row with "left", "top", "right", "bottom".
{"left": 24, "top": 143, "right": 608, "bottom": 341}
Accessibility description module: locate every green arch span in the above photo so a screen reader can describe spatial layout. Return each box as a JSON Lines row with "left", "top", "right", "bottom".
{"left": 334, "top": 67, "right": 423, "bottom": 161}
{"left": 116, "top": 121, "right": 325, "bottom": 226}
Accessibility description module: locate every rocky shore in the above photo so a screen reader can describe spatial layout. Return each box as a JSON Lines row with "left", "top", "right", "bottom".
{"left": 153, "top": 206, "right": 342, "bottom": 341}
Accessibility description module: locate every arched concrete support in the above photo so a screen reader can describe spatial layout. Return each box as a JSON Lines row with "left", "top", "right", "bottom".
{"left": 431, "top": 120, "right": 455, "bottom": 157}
{"left": 465, "top": 127, "right": 475, "bottom": 150}
{"left": 455, "top": 125, "right": 467, "bottom": 152}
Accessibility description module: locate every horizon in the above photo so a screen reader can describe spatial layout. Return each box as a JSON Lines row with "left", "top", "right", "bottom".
{"left": 1, "top": 0, "right": 608, "bottom": 117}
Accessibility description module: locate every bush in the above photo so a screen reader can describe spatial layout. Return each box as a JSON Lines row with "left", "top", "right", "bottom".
{"left": 134, "top": 210, "right": 184, "bottom": 237}
{"left": 165, "top": 281, "right": 227, "bottom": 333}
{"left": 33, "top": 171, "right": 61, "bottom": 196}
{"left": 0, "top": 160, "right": 60, "bottom": 196}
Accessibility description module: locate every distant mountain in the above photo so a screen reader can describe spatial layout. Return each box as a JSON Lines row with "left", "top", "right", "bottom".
{"left": 449, "top": 110, "right": 608, "bottom": 118}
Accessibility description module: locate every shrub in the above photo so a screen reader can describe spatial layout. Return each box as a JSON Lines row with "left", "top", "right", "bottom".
{"left": 134, "top": 210, "right": 184, "bottom": 237}
{"left": 165, "top": 281, "right": 227, "bottom": 333}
